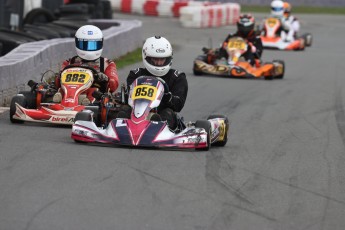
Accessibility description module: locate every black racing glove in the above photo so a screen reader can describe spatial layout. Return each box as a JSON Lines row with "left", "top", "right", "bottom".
{"left": 161, "top": 91, "right": 172, "bottom": 104}
{"left": 97, "top": 72, "right": 108, "bottom": 82}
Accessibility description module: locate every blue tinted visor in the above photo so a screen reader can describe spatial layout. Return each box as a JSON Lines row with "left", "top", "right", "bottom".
{"left": 75, "top": 38, "right": 103, "bottom": 51}
{"left": 271, "top": 7, "right": 283, "bottom": 12}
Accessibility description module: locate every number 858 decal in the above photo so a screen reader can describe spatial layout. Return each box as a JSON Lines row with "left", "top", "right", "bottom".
{"left": 132, "top": 85, "right": 157, "bottom": 100}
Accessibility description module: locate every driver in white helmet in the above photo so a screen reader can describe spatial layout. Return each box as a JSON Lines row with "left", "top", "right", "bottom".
{"left": 262, "top": 0, "right": 291, "bottom": 40}
{"left": 120, "top": 36, "right": 188, "bottom": 131}
{"left": 282, "top": 1, "right": 300, "bottom": 41}
{"left": 53, "top": 25, "right": 119, "bottom": 103}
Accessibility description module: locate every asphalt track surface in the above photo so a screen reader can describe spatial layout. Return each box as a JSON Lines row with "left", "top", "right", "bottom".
{"left": 1, "top": 13, "right": 345, "bottom": 230}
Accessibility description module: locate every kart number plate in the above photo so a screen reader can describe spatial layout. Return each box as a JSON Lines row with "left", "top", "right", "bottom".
{"left": 132, "top": 85, "right": 157, "bottom": 100}
{"left": 61, "top": 71, "right": 92, "bottom": 85}
{"left": 267, "top": 18, "right": 279, "bottom": 27}
{"left": 227, "top": 39, "right": 246, "bottom": 50}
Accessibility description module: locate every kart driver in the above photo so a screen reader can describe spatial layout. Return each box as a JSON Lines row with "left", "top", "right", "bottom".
{"left": 118, "top": 36, "right": 188, "bottom": 131}
{"left": 213, "top": 14, "right": 263, "bottom": 66}
{"left": 262, "top": 0, "right": 293, "bottom": 41}
{"left": 282, "top": 1, "right": 300, "bottom": 41}
{"left": 53, "top": 25, "right": 119, "bottom": 104}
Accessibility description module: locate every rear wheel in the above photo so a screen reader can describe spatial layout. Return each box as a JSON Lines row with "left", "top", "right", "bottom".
{"left": 10, "top": 96, "right": 26, "bottom": 123}
{"left": 273, "top": 60, "right": 285, "bottom": 79}
{"left": 195, "top": 120, "right": 211, "bottom": 151}
{"left": 207, "top": 115, "right": 229, "bottom": 147}
{"left": 302, "top": 33, "right": 312, "bottom": 47}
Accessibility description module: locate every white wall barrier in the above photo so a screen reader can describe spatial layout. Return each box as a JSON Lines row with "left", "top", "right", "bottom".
{"left": 179, "top": 3, "right": 240, "bottom": 28}
{"left": 0, "top": 19, "right": 142, "bottom": 106}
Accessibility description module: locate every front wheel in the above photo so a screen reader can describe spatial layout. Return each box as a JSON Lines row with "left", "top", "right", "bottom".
{"left": 73, "top": 111, "right": 93, "bottom": 143}
{"left": 10, "top": 96, "right": 26, "bottom": 123}
{"left": 74, "top": 111, "right": 93, "bottom": 122}
{"left": 195, "top": 120, "right": 211, "bottom": 151}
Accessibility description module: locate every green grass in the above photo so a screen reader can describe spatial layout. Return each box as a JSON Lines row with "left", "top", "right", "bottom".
{"left": 241, "top": 5, "right": 345, "bottom": 15}
{"left": 113, "top": 48, "right": 142, "bottom": 69}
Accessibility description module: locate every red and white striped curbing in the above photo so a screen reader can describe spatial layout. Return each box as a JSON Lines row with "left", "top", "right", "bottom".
{"left": 180, "top": 3, "right": 241, "bottom": 28}
{"left": 109, "top": 0, "right": 220, "bottom": 17}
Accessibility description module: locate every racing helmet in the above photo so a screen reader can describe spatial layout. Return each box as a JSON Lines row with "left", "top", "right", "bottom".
{"left": 142, "top": 36, "right": 173, "bottom": 77}
{"left": 271, "top": 0, "right": 284, "bottom": 17}
{"left": 283, "top": 2, "right": 292, "bottom": 17}
{"left": 75, "top": 25, "right": 103, "bottom": 61}
{"left": 236, "top": 14, "right": 255, "bottom": 37}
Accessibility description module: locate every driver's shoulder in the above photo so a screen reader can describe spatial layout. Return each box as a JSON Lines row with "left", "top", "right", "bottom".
{"left": 170, "top": 69, "right": 185, "bottom": 78}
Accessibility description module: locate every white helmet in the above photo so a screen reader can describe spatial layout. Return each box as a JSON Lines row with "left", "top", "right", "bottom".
{"left": 142, "top": 36, "right": 173, "bottom": 77}
{"left": 271, "top": 0, "right": 284, "bottom": 17}
{"left": 75, "top": 25, "right": 103, "bottom": 61}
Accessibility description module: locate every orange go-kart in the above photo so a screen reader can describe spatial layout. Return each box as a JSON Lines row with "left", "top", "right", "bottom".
{"left": 193, "top": 37, "right": 285, "bottom": 80}
{"left": 260, "top": 17, "right": 312, "bottom": 50}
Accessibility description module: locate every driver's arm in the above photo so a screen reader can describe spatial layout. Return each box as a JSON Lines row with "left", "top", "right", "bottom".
{"left": 104, "top": 59, "right": 119, "bottom": 93}
{"left": 167, "top": 71, "right": 188, "bottom": 113}
{"left": 252, "top": 36, "right": 263, "bottom": 59}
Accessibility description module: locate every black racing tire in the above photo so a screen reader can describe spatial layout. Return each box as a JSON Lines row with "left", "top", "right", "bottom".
{"left": 10, "top": 95, "right": 26, "bottom": 123}
{"left": 273, "top": 60, "right": 285, "bottom": 79}
{"left": 264, "top": 75, "right": 274, "bottom": 81}
{"left": 23, "top": 8, "right": 56, "bottom": 25}
{"left": 195, "top": 120, "right": 211, "bottom": 151}
{"left": 74, "top": 111, "right": 93, "bottom": 122}
{"left": 303, "top": 33, "right": 313, "bottom": 47}
{"left": 18, "top": 91, "right": 37, "bottom": 109}
{"left": 193, "top": 62, "right": 203, "bottom": 76}
{"left": 193, "top": 68, "right": 203, "bottom": 76}
{"left": 102, "top": 1, "right": 113, "bottom": 19}
{"left": 73, "top": 111, "right": 93, "bottom": 143}
{"left": 207, "top": 114, "right": 229, "bottom": 147}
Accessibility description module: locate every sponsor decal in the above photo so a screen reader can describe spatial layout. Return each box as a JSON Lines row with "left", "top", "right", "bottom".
{"left": 156, "top": 48, "right": 165, "bottom": 53}
{"left": 52, "top": 117, "right": 74, "bottom": 122}
{"left": 187, "top": 136, "right": 202, "bottom": 144}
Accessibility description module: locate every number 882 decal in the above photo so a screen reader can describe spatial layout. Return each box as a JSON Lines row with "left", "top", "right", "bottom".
{"left": 61, "top": 71, "right": 92, "bottom": 84}
{"left": 132, "top": 85, "right": 157, "bottom": 100}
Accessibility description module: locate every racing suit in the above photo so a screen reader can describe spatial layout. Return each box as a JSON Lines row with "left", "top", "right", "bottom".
{"left": 55, "top": 56, "right": 119, "bottom": 103}
{"left": 217, "top": 31, "right": 263, "bottom": 66}
{"left": 282, "top": 15, "right": 300, "bottom": 41}
{"left": 125, "top": 68, "right": 188, "bottom": 130}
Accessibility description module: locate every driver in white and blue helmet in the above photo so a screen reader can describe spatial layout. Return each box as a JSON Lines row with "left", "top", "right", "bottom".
{"left": 54, "top": 25, "right": 119, "bottom": 103}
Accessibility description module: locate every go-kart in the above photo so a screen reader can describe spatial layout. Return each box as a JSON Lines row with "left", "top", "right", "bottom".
{"left": 9, "top": 65, "right": 117, "bottom": 125}
{"left": 193, "top": 37, "right": 285, "bottom": 80}
{"left": 260, "top": 17, "right": 312, "bottom": 50}
{"left": 71, "top": 75, "right": 229, "bottom": 151}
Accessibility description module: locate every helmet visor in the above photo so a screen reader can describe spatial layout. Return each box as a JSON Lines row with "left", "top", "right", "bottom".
{"left": 271, "top": 7, "right": 284, "bottom": 12}
{"left": 75, "top": 38, "right": 103, "bottom": 51}
{"left": 146, "top": 56, "right": 172, "bottom": 67}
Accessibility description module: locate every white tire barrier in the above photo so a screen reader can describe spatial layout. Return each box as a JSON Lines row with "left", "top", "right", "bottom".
{"left": 109, "top": 0, "right": 220, "bottom": 17}
{"left": 179, "top": 3, "right": 240, "bottom": 28}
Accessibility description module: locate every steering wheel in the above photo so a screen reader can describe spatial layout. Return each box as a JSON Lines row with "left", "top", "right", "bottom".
{"left": 156, "top": 77, "right": 169, "bottom": 93}
{"left": 136, "top": 76, "right": 169, "bottom": 93}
